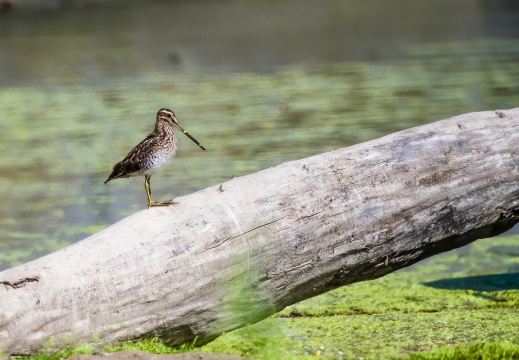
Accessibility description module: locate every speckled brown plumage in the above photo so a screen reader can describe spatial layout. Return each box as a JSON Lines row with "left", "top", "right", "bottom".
{"left": 104, "top": 115, "right": 178, "bottom": 182}
{"left": 104, "top": 108, "right": 205, "bottom": 208}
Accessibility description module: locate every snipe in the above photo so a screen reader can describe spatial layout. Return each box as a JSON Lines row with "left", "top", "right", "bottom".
{"left": 104, "top": 108, "right": 205, "bottom": 208}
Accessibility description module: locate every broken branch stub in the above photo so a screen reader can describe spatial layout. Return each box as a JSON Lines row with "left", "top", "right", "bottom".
{"left": 1, "top": 108, "right": 519, "bottom": 354}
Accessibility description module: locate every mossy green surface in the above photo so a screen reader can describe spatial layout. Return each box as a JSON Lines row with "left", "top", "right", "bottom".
{"left": 408, "top": 342, "right": 519, "bottom": 360}
{"left": 12, "top": 338, "right": 197, "bottom": 360}
{"left": 1, "top": 38, "right": 519, "bottom": 270}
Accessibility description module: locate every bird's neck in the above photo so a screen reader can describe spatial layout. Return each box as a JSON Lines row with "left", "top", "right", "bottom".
{"left": 154, "top": 120, "right": 174, "bottom": 136}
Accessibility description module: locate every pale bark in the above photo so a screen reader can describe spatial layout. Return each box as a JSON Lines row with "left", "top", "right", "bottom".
{"left": 2, "top": 108, "right": 519, "bottom": 354}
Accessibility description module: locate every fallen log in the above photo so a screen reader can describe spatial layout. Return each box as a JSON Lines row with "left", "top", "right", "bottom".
{"left": 1, "top": 108, "right": 519, "bottom": 354}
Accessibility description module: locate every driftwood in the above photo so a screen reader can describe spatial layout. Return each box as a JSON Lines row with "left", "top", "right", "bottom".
{"left": 1, "top": 108, "right": 519, "bottom": 354}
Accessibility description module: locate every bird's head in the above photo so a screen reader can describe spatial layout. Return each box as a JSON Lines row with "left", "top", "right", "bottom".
{"left": 156, "top": 108, "right": 206, "bottom": 151}
{"left": 157, "top": 108, "right": 178, "bottom": 127}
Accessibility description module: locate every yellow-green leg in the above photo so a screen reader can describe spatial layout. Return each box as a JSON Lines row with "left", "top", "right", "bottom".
{"left": 144, "top": 175, "right": 173, "bottom": 208}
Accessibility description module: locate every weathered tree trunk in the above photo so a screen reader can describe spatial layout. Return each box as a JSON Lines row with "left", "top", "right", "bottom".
{"left": 2, "top": 108, "right": 519, "bottom": 354}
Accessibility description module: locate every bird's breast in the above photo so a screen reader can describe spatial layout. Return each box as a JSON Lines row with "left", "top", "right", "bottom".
{"left": 139, "top": 141, "right": 178, "bottom": 176}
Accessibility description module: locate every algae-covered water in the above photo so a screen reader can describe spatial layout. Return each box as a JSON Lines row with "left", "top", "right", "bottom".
{"left": 0, "top": 1, "right": 518, "bottom": 273}
{"left": 1, "top": 1, "right": 519, "bottom": 359}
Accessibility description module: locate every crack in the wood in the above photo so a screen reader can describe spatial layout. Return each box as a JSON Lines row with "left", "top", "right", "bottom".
{"left": 206, "top": 216, "right": 288, "bottom": 250}
{"left": 268, "top": 260, "right": 313, "bottom": 277}
{"left": 291, "top": 208, "right": 352, "bottom": 226}
{"left": 1, "top": 276, "right": 40, "bottom": 289}
{"left": 326, "top": 209, "right": 350, "bottom": 218}
{"left": 291, "top": 210, "right": 326, "bottom": 223}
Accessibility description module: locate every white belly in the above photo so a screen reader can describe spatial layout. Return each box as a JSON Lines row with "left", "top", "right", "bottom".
{"left": 138, "top": 149, "right": 176, "bottom": 176}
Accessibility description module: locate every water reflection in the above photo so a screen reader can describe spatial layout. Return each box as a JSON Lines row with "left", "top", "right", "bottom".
{"left": 0, "top": 0, "right": 518, "bottom": 270}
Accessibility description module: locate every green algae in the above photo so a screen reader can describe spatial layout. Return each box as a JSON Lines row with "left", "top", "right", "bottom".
{"left": 14, "top": 337, "right": 198, "bottom": 360}
{"left": 408, "top": 342, "right": 519, "bottom": 360}
{"left": 2, "top": 38, "right": 519, "bottom": 269}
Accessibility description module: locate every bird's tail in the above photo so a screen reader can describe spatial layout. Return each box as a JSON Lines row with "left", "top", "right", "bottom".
{"left": 104, "top": 170, "right": 117, "bottom": 184}
{"left": 104, "top": 161, "right": 133, "bottom": 184}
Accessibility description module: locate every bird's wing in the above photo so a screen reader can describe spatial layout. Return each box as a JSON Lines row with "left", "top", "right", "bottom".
{"left": 104, "top": 132, "right": 155, "bottom": 183}
{"left": 120, "top": 132, "right": 156, "bottom": 164}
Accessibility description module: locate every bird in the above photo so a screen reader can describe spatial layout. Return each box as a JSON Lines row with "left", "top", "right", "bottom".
{"left": 104, "top": 108, "right": 205, "bottom": 208}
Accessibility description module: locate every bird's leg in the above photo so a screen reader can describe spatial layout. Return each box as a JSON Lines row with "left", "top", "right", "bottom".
{"left": 144, "top": 175, "right": 155, "bottom": 207}
{"left": 144, "top": 175, "right": 174, "bottom": 208}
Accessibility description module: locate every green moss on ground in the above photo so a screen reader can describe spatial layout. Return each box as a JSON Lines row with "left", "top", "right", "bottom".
{"left": 408, "top": 341, "right": 519, "bottom": 360}
{"left": 14, "top": 338, "right": 198, "bottom": 360}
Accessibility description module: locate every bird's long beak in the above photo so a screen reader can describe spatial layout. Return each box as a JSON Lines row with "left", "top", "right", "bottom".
{"left": 174, "top": 121, "right": 206, "bottom": 151}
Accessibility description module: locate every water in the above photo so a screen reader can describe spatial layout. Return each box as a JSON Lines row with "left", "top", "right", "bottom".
{"left": 0, "top": 0, "right": 518, "bottom": 270}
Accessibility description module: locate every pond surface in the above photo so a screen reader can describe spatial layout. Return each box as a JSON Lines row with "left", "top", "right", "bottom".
{"left": 0, "top": 0, "right": 518, "bottom": 270}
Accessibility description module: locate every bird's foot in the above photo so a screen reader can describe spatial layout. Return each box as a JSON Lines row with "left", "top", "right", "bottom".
{"left": 147, "top": 199, "right": 175, "bottom": 208}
